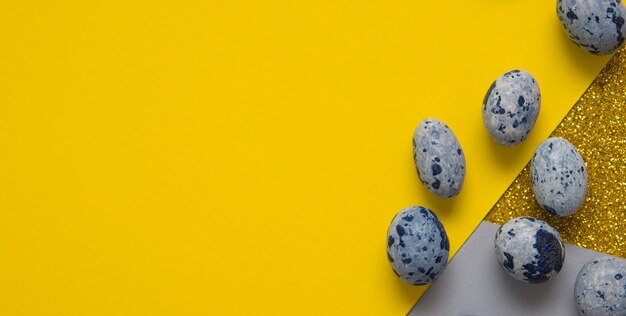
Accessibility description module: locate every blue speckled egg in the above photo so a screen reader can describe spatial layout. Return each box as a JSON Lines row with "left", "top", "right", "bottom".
{"left": 557, "top": 0, "right": 626, "bottom": 55}
{"left": 386, "top": 206, "right": 450, "bottom": 285}
{"left": 531, "top": 137, "right": 588, "bottom": 217}
{"left": 494, "top": 217, "right": 565, "bottom": 283}
{"left": 482, "top": 70, "right": 541, "bottom": 146}
{"left": 575, "top": 258, "right": 626, "bottom": 316}
{"left": 412, "top": 118, "right": 466, "bottom": 198}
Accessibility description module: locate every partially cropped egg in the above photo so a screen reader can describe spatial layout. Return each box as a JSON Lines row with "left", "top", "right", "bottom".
{"left": 558, "top": 0, "right": 626, "bottom": 55}
{"left": 575, "top": 257, "right": 626, "bottom": 316}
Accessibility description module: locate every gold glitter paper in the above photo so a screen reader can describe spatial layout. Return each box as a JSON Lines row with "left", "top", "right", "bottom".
{"left": 485, "top": 47, "right": 626, "bottom": 258}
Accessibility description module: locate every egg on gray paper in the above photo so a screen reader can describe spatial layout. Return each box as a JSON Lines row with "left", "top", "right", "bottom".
{"left": 575, "top": 257, "right": 626, "bottom": 316}
{"left": 494, "top": 216, "right": 565, "bottom": 283}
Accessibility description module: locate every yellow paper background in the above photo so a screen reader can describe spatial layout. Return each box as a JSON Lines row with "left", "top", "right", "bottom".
{"left": 0, "top": 1, "right": 610, "bottom": 315}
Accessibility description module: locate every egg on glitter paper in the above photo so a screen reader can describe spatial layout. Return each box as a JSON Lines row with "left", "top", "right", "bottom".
{"left": 531, "top": 137, "right": 588, "bottom": 217}
{"left": 482, "top": 70, "right": 541, "bottom": 146}
{"left": 557, "top": 0, "right": 626, "bottom": 55}
{"left": 412, "top": 118, "right": 466, "bottom": 198}
{"left": 494, "top": 217, "right": 565, "bottom": 283}
{"left": 386, "top": 206, "right": 450, "bottom": 285}
{"left": 575, "top": 257, "right": 626, "bottom": 316}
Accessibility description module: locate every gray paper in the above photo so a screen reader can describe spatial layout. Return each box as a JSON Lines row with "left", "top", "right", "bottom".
{"left": 409, "top": 221, "right": 619, "bottom": 315}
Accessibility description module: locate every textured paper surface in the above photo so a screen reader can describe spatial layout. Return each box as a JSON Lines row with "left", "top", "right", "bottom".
{"left": 409, "top": 221, "right": 619, "bottom": 315}
{"left": 0, "top": 2, "right": 613, "bottom": 314}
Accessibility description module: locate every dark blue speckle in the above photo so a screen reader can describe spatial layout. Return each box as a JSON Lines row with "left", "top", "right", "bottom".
{"left": 542, "top": 204, "right": 558, "bottom": 216}
{"left": 434, "top": 218, "right": 450, "bottom": 251}
{"left": 567, "top": 9, "right": 579, "bottom": 22}
{"left": 519, "top": 228, "right": 563, "bottom": 283}
{"left": 503, "top": 252, "right": 515, "bottom": 270}
{"left": 522, "top": 262, "right": 549, "bottom": 283}
{"left": 534, "top": 228, "right": 563, "bottom": 274}
{"left": 432, "top": 178, "right": 441, "bottom": 190}
{"left": 432, "top": 164, "right": 442, "bottom": 176}
{"left": 396, "top": 225, "right": 405, "bottom": 237}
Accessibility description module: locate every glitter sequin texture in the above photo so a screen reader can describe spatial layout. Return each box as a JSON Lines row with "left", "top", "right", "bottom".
{"left": 485, "top": 47, "right": 626, "bottom": 258}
